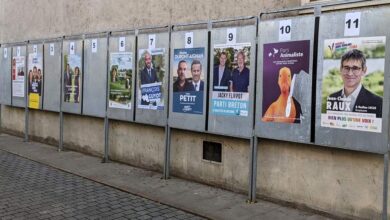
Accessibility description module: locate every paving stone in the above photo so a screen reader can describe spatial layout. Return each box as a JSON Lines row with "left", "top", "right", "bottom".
{"left": 0, "top": 151, "right": 204, "bottom": 220}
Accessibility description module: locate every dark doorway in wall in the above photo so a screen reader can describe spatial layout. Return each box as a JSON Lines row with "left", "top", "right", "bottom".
{"left": 203, "top": 141, "right": 222, "bottom": 163}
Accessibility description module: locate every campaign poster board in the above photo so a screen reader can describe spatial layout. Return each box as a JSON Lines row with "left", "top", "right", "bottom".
{"left": 27, "top": 44, "right": 43, "bottom": 109}
{"left": 83, "top": 36, "right": 107, "bottom": 118}
{"left": 62, "top": 39, "right": 83, "bottom": 114}
{"left": 43, "top": 40, "right": 61, "bottom": 112}
{"left": 107, "top": 33, "right": 135, "bottom": 122}
{"left": 135, "top": 30, "right": 169, "bottom": 126}
{"left": 11, "top": 45, "right": 26, "bottom": 108}
{"left": 255, "top": 15, "right": 314, "bottom": 143}
{"left": 169, "top": 26, "right": 208, "bottom": 131}
{"left": 208, "top": 23, "right": 256, "bottom": 138}
{"left": 0, "top": 45, "right": 12, "bottom": 105}
{"left": 315, "top": 8, "right": 390, "bottom": 154}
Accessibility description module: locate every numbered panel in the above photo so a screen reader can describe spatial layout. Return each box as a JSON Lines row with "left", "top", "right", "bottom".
{"left": 208, "top": 24, "right": 256, "bottom": 138}
{"left": 43, "top": 41, "right": 61, "bottom": 112}
{"left": 315, "top": 7, "right": 390, "bottom": 154}
{"left": 11, "top": 45, "right": 27, "bottom": 108}
{"left": 169, "top": 27, "right": 208, "bottom": 132}
{"left": 62, "top": 39, "right": 83, "bottom": 114}
{"left": 27, "top": 43, "right": 44, "bottom": 110}
{"left": 83, "top": 37, "right": 108, "bottom": 118}
{"left": 0, "top": 45, "right": 12, "bottom": 105}
{"left": 107, "top": 33, "right": 136, "bottom": 122}
{"left": 255, "top": 15, "right": 315, "bottom": 143}
{"left": 135, "top": 30, "right": 169, "bottom": 126}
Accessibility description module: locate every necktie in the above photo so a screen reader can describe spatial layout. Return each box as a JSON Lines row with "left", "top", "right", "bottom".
{"left": 195, "top": 83, "right": 198, "bottom": 91}
{"left": 148, "top": 69, "right": 151, "bottom": 78}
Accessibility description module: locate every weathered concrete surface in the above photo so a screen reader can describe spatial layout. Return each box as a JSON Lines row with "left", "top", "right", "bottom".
{"left": 258, "top": 140, "right": 384, "bottom": 220}
{"left": 108, "top": 120, "right": 165, "bottom": 172}
{"left": 63, "top": 114, "right": 104, "bottom": 157}
{"left": 28, "top": 109, "right": 59, "bottom": 146}
{"left": 1, "top": 105, "right": 24, "bottom": 136}
{"left": 170, "top": 129, "right": 249, "bottom": 193}
{"left": 0, "top": 0, "right": 300, "bottom": 42}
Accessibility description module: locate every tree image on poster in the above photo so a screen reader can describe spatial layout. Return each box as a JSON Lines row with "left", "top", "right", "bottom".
{"left": 109, "top": 52, "right": 133, "bottom": 109}
{"left": 262, "top": 40, "right": 310, "bottom": 123}
{"left": 211, "top": 42, "right": 251, "bottom": 117}
{"left": 12, "top": 56, "right": 25, "bottom": 98}
{"left": 172, "top": 47, "right": 205, "bottom": 114}
{"left": 28, "top": 53, "right": 43, "bottom": 109}
{"left": 321, "top": 36, "right": 385, "bottom": 133}
{"left": 63, "top": 54, "right": 82, "bottom": 103}
{"left": 137, "top": 48, "right": 165, "bottom": 110}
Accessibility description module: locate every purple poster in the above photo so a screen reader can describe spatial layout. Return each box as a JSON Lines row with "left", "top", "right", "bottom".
{"left": 262, "top": 40, "right": 310, "bottom": 123}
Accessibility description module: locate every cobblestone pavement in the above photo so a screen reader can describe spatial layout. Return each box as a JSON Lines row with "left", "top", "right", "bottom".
{"left": 0, "top": 150, "right": 205, "bottom": 220}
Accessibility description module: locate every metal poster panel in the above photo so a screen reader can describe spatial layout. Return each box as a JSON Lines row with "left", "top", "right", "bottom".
{"left": 43, "top": 41, "right": 61, "bottom": 112}
{"left": 169, "top": 27, "right": 208, "bottom": 131}
{"left": 0, "top": 45, "right": 12, "bottom": 105}
{"left": 107, "top": 33, "right": 135, "bottom": 121}
{"left": 27, "top": 44, "right": 43, "bottom": 109}
{"left": 62, "top": 39, "right": 83, "bottom": 114}
{"left": 83, "top": 37, "right": 107, "bottom": 118}
{"left": 135, "top": 30, "right": 169, "bottom": 126}
{"left": 255, "top": 15, "right": 314, "bottom": 143}
{"left": 11, "top": 45, "right": 26, "bottom": 108}
{"left": 315, "top": 7, "right": 390, "bottom": 153}
{"left": 208, "top": 23, "right": 256, "bottom": 138}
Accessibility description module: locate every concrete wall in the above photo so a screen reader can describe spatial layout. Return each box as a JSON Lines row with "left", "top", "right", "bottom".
{"left": 257, "top": 140, "right": 385, "bottom": 219}
{"left": 28, "top": 109, "right": 59, "bottom": 146}
{"left": 109, "top": 120, "right": 165, "bottom": 172}
{"left": 0, "top": 0, "right": 387, "bottom": 219}
{"left": 170, "top": 130, "right": 250, "bottom": 193}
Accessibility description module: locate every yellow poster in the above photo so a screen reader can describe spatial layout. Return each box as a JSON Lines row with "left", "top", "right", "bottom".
{"left": 29, "top": 93, "right": 39, "bottom": 109}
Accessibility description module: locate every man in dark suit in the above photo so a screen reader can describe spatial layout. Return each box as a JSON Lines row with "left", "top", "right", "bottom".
{"left": 213, "top": 52, "right": 231, "bottom": 91}
{"left": 173, "top": 60, "right": 194, "bottom": 92}
{"left": 190, "top": 59, "right": 204, "bottom": 92}
{"left": 63, "top": 63, "right": 72, "bottom": 102}
{"left": 140, "top": 52, "right": 158, "bottom": 85}
{"left": 140, "top": 51, "right": 159, "bottom": 106}
{"left": 326, "top": 49, "right": 382, "bottom": 118}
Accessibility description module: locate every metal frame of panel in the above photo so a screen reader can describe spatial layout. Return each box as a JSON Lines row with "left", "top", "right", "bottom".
{"left": 255, "top": 14, "right": 315, "bottom": 143}
{"left": 11, "top": 43, "right": 27, "bottom": 108}
{"left": 43, "top": 38, "right": 62, "bottom": 112}
{"left": 0, "top": 44, "right": 12, "bottom": 105}
{"left": 61, "top": 36, "right": 83, "bottom": 114}
{"left": 83, "top": 32, "right": 108, "bottom": 118}
{"left": 27, "top": 40, "right": 44, "bottom": 110}
{"left": 107, "top": 30, "right": 136, "bottom": 122}
{"left": 169, "top": 22, "right": 209, "bottom": 132}
{"left": 208, "top": 17, "right": 257, "bottom": 138}
{"left": 315, "top": 6, "right": 390, "bottom": 154}
{"left": 135, "top": 26, "right": 170, "bottom": 127}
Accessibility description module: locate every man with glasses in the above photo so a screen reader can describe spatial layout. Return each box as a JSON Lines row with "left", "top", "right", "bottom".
{"left": 327, "top": 49, "right": 382, "bottom": 117}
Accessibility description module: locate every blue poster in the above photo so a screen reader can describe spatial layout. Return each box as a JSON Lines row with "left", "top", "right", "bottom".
{"left": 172, "top": 48, "right": 205, "bottom": 114}
{"left": 211, "top": 42, "right": 251, "bottom": 117}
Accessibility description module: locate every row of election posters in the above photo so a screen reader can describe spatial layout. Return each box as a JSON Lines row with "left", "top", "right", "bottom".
{"left": 104, "top": 35, "right": 385, "bottom": 134}
{"left": 13, "top": 34, "right": 383, "bottom": 135}
{"left": 260, "top": 36, "right": 385, "bottom": 134}
{"left": 11, "top": 47, "right": 43, "bottom": 109}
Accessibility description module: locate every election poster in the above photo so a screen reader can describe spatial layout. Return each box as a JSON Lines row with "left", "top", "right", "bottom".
{"left": 172, "top": 47, "right": 205, "bottom": 114}
{"left": 28, "top": 53, "right": 43, "bottom": 109}
{"left": 12, "top": 56, "right": 25, "bottom": 97}
{"left": 137, "top": 48, "right": 165, "bottom": 110}
{"left": 63, "top": 54, "right": 82, "bottom": 103}
{"left": 109, "top": 52, "right": 133, "bottom": 109}
{"left": 321, "top": 36, "right": 385, "bottom": 133}
{"left": 211, "top": 42, "right": 251, "bottom": 117}
{"left": 262, "top": 40, "right": 310, "bottom": 124}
